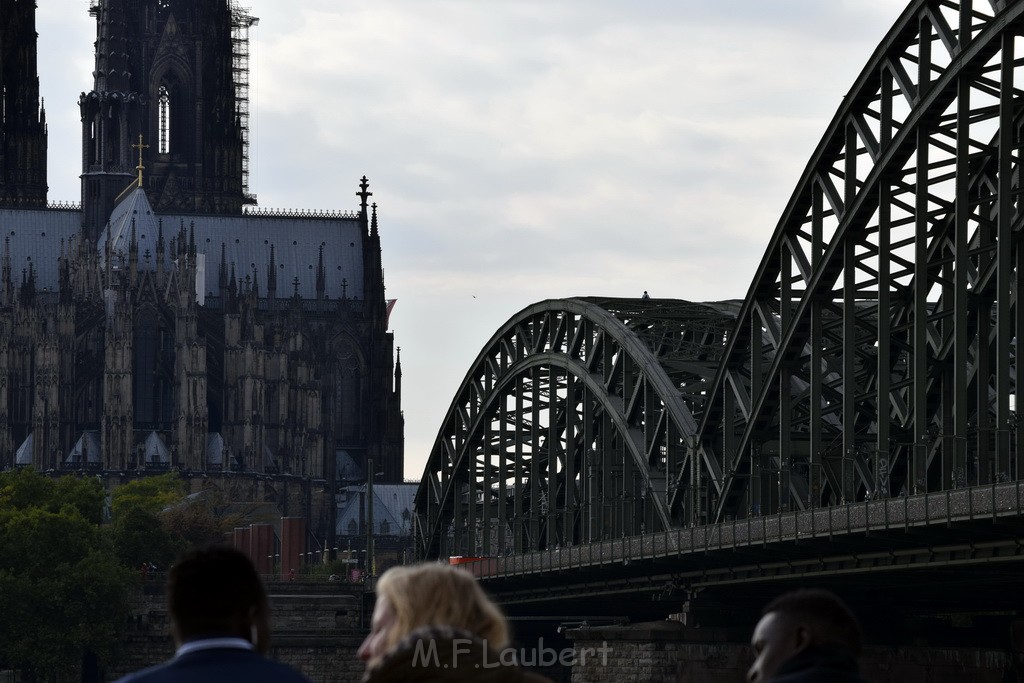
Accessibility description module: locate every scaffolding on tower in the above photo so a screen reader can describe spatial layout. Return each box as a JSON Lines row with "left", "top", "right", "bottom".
{"left": 230, "top": 1, "right": 259, "bottom": 205}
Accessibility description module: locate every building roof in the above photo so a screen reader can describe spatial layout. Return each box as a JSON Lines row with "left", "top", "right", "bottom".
{"left": 0, "top": 207, "right": 81, "bottom": 293}
{"left": 176, "top": 210, "right": 365, "bottom": 301}
{"left": 102, "top": 188, "right": 367, "bottom": 301}
{"left": 99, "top": 187, "right": 172, "bottom": 272}
{"left": 67, "top": 431, "right": 102, "bottom": 465}
{"left": 143, "top": 431, "right": 170, "bottom": 464}
{"left": 207, "top": 432, "right": 225, "bottom": 467}
{"left": 336, "top": 483, "right": 417, "bottom": 537}
{"left": 0, "top": 193, "right": 367, "bottom": 301}
{"left": 15, "top": 433, "right": 32, "bottom": 465}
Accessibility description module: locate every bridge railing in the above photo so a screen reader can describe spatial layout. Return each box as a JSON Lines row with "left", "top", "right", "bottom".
{"left": 457, "top": 480, "right": 1024, "bottom": 581}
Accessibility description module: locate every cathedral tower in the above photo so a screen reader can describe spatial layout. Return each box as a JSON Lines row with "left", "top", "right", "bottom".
{"left": 2, "top": 1, "right": 405, "bottom": 538}
{"left": 81, "top": 0, "right": 250, "bottom": 240}
{"left": 0, "top": 0, "right": 48, "bottom": 207}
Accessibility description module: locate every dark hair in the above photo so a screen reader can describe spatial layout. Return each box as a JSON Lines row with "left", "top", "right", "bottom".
{"left": 167, "top": 545, "right": 267, "bottom": 641}
{"left": 763, "top": 589, "right": 863, "bottom": 656}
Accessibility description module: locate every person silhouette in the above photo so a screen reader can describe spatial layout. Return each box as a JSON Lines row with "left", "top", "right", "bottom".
{"left": 359, "top": 563, "right": 551, "bottom": 682}
{"left": 116, "top": 546, "right": 310, "bottom": 683}
{"left": 748, "top": 588, "right": 868, "bottom": 682}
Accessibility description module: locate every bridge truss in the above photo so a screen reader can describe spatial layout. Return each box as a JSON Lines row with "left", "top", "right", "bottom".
{"left": 416, "top": 0, "right": 1024, "bottom": 559}
{"left": 416, "top": 299, "right": 737, "bottom": 558}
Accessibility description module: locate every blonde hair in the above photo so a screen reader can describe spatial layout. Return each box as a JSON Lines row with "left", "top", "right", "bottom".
{"left": 374, "top": 562, "right": 510, "bottom": 654}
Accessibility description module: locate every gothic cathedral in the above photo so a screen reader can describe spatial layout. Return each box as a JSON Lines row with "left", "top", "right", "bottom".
{"left": 0, "top": 0, "right": 405, "bottom": 539}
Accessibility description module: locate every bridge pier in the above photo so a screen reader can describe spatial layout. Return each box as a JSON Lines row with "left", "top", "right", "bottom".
{"left": 564, "top": 622, "right": 1019, "bottom": 683}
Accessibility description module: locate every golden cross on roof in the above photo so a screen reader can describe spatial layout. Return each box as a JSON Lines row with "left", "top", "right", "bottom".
{"left": 132, "top": 134, "right": 150, "bottom": 187}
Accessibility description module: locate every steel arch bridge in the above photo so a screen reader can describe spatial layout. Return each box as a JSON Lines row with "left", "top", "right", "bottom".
{"left": 416, "top": 0, "right": 1024, "bottom": 561}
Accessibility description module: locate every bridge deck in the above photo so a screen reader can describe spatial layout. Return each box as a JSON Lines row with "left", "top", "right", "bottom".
{"left": 460, "top": 482, "right": 1024, "bottom": 605}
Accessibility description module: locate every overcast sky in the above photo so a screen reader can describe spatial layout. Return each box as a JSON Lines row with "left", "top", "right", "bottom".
{"left": 36, "top": 0, "right": 904, "bottom": 480}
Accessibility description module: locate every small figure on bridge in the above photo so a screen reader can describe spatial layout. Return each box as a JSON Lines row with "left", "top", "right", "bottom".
{"left": 747, "top": 588, "right": 867, "bottom": 683}
{"left": 358, "top": 563, "right": 551, "bottom": 682}
{"left": 642, "top": 290, "right": 651, "bottom": 299}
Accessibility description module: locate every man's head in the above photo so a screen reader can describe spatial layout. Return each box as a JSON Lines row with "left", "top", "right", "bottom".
{"left": 747, "top": 588, "right": 862, "bottom": 682}
{"left": 167, "top": 545, "right": 270, "bottom": 652}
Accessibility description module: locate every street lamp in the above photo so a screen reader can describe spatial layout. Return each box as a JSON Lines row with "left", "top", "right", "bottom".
{"left": 366, "top": 459, "right": 385, "bottom": 576}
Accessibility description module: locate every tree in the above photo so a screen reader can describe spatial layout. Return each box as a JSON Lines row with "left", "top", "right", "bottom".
{"left": 108, "top": 473, "right": 187, "bottom": 569}
{"left": 110, "top": 472, "right": 184, "bottom": 518}
{"left": 107, "top": 474, "right": 244, "bottom": 568}
{"left": 0, "top": 469, "right": 133, "bottom": 680}
{"left": 109, "top": 507, "right": 186, "bottom": 570}
{"left": 0, "top": 467, "right": 106, "bottom": 522}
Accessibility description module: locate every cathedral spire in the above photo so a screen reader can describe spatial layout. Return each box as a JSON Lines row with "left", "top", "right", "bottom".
{"left": 133, "top": 135, "right": 150, "bottom": 188}
{"left": 0, "top": 0, "right": 48, "bottom": 207}
{"left": 394, "top": 347, "right": 403, "bottom": 405}
{"left": 267, "top": 244, "right": 277, "bottom": 303}
{"left": 358, "top": 176, "right": 373, "bottom": 235}
{"left": 228, "top": 262, "right": 238, "bottom": 309}
{"left": 219, "top": 243, "right": 228, "bottom": 292}
{"left": 371, "top": 202, "right": 379, "bottom": 238}
{"left": 2, "top": 236, "right": 12, "bottom": 306}
{"left": 81, "top": 0, "right": 137, "bottom": 238}
{"left": 316, "top": 244, "right": 326, "bottom": 301}
{"left": 358, "top": 176, "right": 372, "bottom": 213}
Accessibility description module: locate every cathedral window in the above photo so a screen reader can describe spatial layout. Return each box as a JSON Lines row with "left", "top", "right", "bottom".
{"left": 158, "top": 86, "right": 171, "bottom": 154}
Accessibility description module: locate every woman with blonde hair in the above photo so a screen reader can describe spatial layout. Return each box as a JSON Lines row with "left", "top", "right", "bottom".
{"left": 358, "top": 563, "right": 550, "bottom": 682}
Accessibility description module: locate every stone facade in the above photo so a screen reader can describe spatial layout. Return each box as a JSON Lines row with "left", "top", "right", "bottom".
{"left": 109, "top": 579, "right": 366, "bottom": 683}
{"left": 566, "top": 623, "right": 1019, "bottom": 683}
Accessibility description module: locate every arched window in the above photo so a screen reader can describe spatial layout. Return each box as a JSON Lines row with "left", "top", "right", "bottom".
{"left": 158, "top": 86, "right": 171, "bottom": 153}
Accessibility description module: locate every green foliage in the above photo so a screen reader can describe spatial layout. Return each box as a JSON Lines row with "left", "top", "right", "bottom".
{"left": 108, "top": 478, "right": 244, "bottom": 569}
{"left": 0, "top": 469, "right": 263, "bottom": 679}
{"left": 110, "top": 472, "right": 185, "bottom": 519}
{"left": 109, "top": 507, "right": 186, "bottom": 570}
{"left": 0, "top": 467, "right": 105, "bottom": 524}
{"left": 53, "top": 475, "right": 106, "bottom": 524}
{"left": 0, "top": 471, "right": 133, "bottom": 679}
{"left": 0, "top": 467, "right": 52, "bottom": 510}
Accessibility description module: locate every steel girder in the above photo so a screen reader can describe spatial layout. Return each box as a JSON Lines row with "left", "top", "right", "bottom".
{"left": 683, "top": 0, "right": 1024, "bottom": 525}
{"left": 415, "top": 298, "right": 737, "bottom": 560}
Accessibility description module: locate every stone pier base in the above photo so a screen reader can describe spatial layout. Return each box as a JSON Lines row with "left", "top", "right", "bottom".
{"left": 566, "top": 622, "right": 1018, "bottom": 683}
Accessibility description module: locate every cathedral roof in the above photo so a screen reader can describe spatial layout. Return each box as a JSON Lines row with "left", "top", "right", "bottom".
{"left": 1, "top": 195, "right": 368, "bottom": 303}
{"left": 67, "top": 431, "right": 102, "bottom": 466}
{"left": 143, "top": 431, "right": 170, "bottom": 465}
{"left": 207, "top": 433, "right": 225, "bottom": 467}
{"left": 99, "top": 186, "right": 366, "bottom": 301}
{"left": 0, "top": 207, "right": 80, "bottom": 292}
{"left": 176, "top": 212, "right": 366, "bottom": 301}
{"left": 15, "top": 433, "right": 32, "bottom": 466}
{"left": 98, "top": 186, "right": 170, "bottom": 272}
